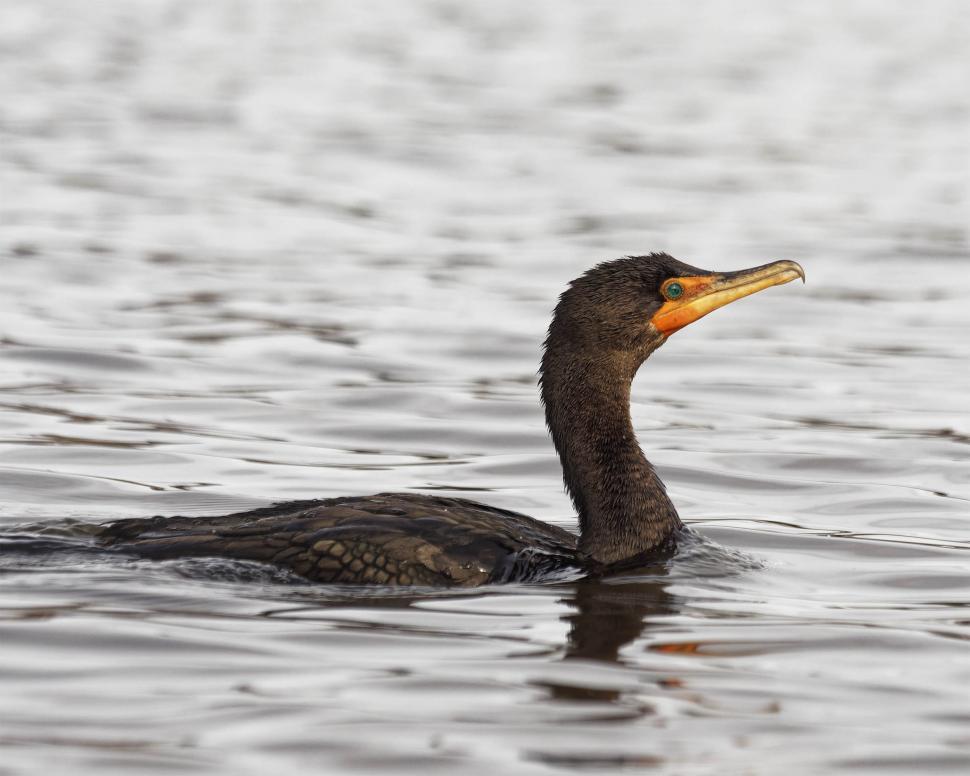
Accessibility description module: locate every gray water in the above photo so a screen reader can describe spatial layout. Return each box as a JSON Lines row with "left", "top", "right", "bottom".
{"left": 1, "top": 2, "right": 969, "bottom": 774}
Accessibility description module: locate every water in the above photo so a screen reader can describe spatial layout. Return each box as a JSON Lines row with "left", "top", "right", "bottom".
{"left": 1, "top": 1, "right": 968, "bottom": 773}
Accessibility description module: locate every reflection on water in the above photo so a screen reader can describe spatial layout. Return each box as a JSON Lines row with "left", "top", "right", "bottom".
{"left": 1, "top": 0, "right": 969, "bottom": 773}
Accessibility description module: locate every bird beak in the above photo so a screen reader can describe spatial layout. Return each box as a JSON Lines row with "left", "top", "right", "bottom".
{"left": 651, "top": 260, "right": 805, "bottom": 337}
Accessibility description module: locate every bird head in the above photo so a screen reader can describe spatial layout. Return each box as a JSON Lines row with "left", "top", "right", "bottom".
{"left": 546, "top": 253, "right": 804, "bottom": 365}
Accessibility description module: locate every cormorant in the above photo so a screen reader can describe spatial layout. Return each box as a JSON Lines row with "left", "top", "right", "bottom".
{"left": 97, "top": 254, "right": 804, "bottom": 586}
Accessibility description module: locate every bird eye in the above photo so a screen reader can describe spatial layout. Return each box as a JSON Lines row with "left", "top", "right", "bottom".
{"left": 663, "top": 281, "right": 684, "bottom": 300}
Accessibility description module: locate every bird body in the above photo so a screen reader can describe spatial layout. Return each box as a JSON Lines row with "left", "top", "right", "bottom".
{"left": 97, "top": 254, "right": 804, "bottom": 586}
{"left": 97, "top": 493, "right": 581, "bottom": 586}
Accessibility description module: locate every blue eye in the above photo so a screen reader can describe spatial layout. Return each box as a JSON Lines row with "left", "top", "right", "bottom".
{"left": 664, "top": 282, "right": 684, "bottom": 300}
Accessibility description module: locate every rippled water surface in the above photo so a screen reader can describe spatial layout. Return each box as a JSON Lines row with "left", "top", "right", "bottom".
{"left": 1, "top": 2, "right": 969, "bottom": 773}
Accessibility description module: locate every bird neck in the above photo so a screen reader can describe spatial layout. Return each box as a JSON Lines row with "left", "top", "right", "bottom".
{"left": 540, "top": 346, "right": 681, "bottom": 566}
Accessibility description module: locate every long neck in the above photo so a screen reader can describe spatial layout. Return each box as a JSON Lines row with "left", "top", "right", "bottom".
{"left": 540, "top": 344, "right": 681, "bottom": 566}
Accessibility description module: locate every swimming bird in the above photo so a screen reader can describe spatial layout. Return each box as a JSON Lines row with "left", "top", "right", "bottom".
{"left": 97, "top": 254, "right": 804, "bottom": 586}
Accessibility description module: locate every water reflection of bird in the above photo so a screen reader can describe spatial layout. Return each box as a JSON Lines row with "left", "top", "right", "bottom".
{"left": 98, "top": 254, "right": 803, "bottom": 586}
{"left": 543, "top": 574, "right": 677, "bottom": 704}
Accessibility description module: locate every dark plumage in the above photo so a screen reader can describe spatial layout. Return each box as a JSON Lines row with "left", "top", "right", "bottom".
{"left": 96, "top": 253, "right": 803, "bottom": 586}
{"left": 98, "top": 493, "right": 580, "bottom": 586}
{"left": 540, "top": 256, "right": 692, "bottom": 565}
